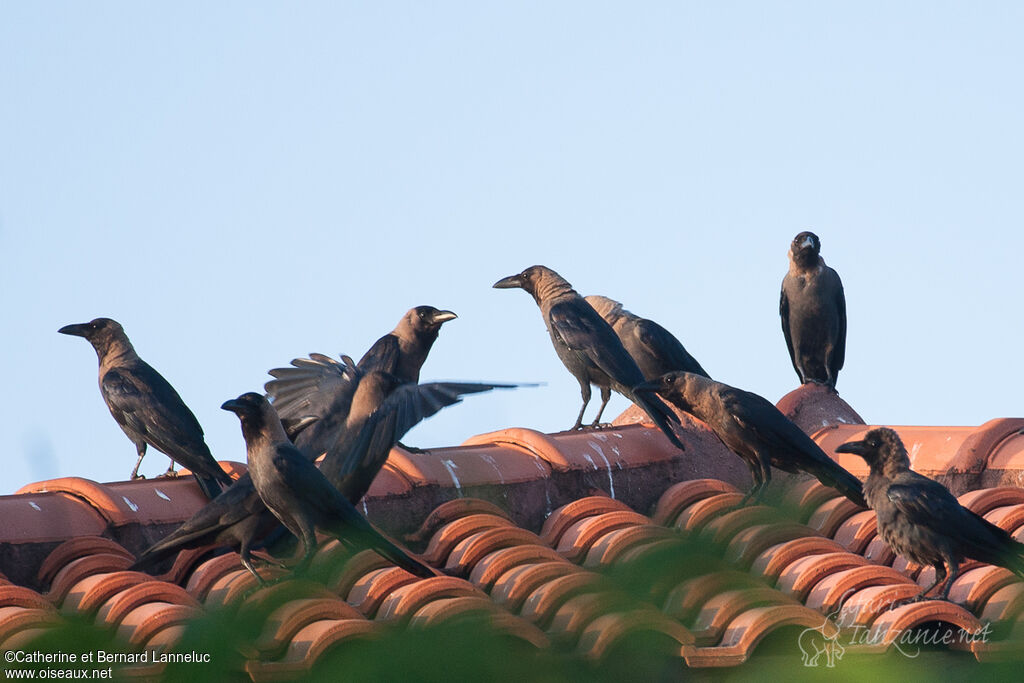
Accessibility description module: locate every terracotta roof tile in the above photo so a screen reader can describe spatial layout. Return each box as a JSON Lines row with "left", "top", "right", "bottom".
{"left": 37, "top": 536, "right": 134, "bottom": 589}
{"left": 980, "top": 582, "right": 1024, "bottom": 624}
{"left": 115, "top": 601, "right": 201, "bottom": 646}
{"left": 674, "top": 492, "right": 745, "bottom": 533}
{"left": 404, "top": 497, "right": 511, "bottom": 546}
{"left": 489, "top": 562, "right": 583, "bottom": 612}
{"left": 253, "top": 597, "right": 366, "bottom": 660}
{"left": 581, "top": 525, "right": 678, "bottom": 569}
{"left": 421, "top": 513, "right": 515, "bottom": 566}
{"left": 724, "top": 522, "right": 824, "bottom": 569}
{"left": 684, "top": 604, "right": 837, "bottom": 667}
{"left": 245, "top": 619, "right": 379, "bottom": 682}
{"left": 327, "top": 549, "right": 397, "bottom": 600}
{"left": 855, "top": 601, "right": 984, "bottom": 655}
{"left": 832, "top": 509, "right": 878, "bottom": 554}
{"left": 836, "top": 583, "right": 925, "bottom": 627}
{"left": 690, "top": 587, "right": 797, "bottom": 645}
{"left": 650, "top": 479, "right": 740, "bottom": 526}
{"left": 576, "top": 609, "right": 694, "bottom": 660}
{"left": 0, "top": 585, "right": 52, "bottom": 612}
{"left": 46, "top": 553, "right": 134, "bottom": 604}
{"left": 345, "top": 567, "right": 420, "bottom": 617}
{"left": 94, "top": 580, "right": 198, "bottom": 629}
{"left": 0, "top": 607, "right": 62, "bottom": 647}
{"left": 947, "top": 566, "right": 1019, "bottom": 613}
{"left": 776, "top": 552, "right": 870, "bottom": 601}
{"left": 467, "top": 545, "right": 569, "bottom": 591}
{"left": 750, "top": 536, "right": 846, "bottom": 580}
{"left": 445, "top": 527, "right": 546, "bottom": 575}
{"left": 555, "top": 510, "right": 650, "bottom": 561}
{"left": 60, "top": 570, "right": 153, "bottom": 615}
{"left": 806, "top": 496, "right": 864, "bottom": 538}
{"left": 519, "top": 572, "right": 603, "bottom": 628}
{"left": 662, "top": 571, "right": 764, "bottom": 624}
{"left": 375, "top": 576, "right": 485, "bottom": 623}
{"left": 804, "top": 564, "right": 916, "bottom": 614}
{"left": 983, "top": 503, "right": 1024, "bottom": 534}
{"left": 538, "top": 496, "right": 633, "bottom": 547}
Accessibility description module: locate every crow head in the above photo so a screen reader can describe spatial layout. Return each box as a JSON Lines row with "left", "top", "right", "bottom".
{"left": 789, "top": 231, "right": 821, "bottom": 268}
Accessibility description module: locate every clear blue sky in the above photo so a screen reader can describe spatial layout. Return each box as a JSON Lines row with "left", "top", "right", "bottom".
{"left": 2, "top": 4, "right": 1022, "bottom": 494}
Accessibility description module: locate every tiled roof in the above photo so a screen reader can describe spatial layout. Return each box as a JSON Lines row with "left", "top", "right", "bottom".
{"left": 0, "top": 385, "right": 1022, "bottom": 678}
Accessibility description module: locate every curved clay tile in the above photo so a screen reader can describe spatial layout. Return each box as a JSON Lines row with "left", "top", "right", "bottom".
{"left": 548, "top": 592, "right": 629, "bottom": 644}
{"left": 684, "top": 604, "right": 837, "bottom": 667}
{"left": 467, "top": 545, "right": 569, "bottom": 591}
{"left": 346, "top": 567, "right": 420, "bottom": 618}
{"left": 184, "top": 553, "right": 249, "bottom": 601}
{"left": 958, "top": 487, "right": 1024, "bottom": 516}
{"left": 863, "top": 536, "right": 896, "bottom": 566}
{"left": 95, "top": 580, "right": 199, "bottom": 629}
{"left": 253, "top": 597, "right": 366, "bottom": 660}
{"left": 750, "top": 536, "right": 845, "bottom": 581}
{"left": 461, "top": 427, "right": 574, "bottom": 471}
{"left": 114, "top": 601, "right": 201, "bottom": 647}
{"left": 539, "top": 496, "right": 633, "bottom": 547}
{"left": 248, "top": 619, "right": 379, "bottom": 681}
{"left": 404, "top": 498, "right": 511, "bottom": 546}
{"left": 699, "top": 505, "right": 781, "bottom": 545}
{"left": 858, "top": 600, "right": 984, "bottom": 654}
{"left": 781, "top": 478, "right": 838, "bottom": 519}
{"left": 375, "top": 576, "right": 484, "bottom": 623}
{"left": 979, "top": 582, "right": 1024, "bottom": 624}
{"left": 60, "top": 570, "right": 153, "bottom": 615}
{"left": 204, "top": 567, "right": 288, "bottom": 609}
{"left": 581, "top": 525, "right": 678, "bottom": 569}
{"left": 327, "top": 549, "right": 396, "bottom": 600}
{"left": 421, "top": 513, "right": 515, "bottom": 566}
{"left": 662, "top": 571, "right": 766, "bottom": 624}
{"left": 616, "top": 538, "right": 680, "bottom": 566}
{"left": 805, "top": 565, "right": 916, "bottom": 614}
{"left": 0, "top": 626, "right": 58, "bottom": 652}
{"left": 386, "top": 442, "right": 552, "bottom": 489}
{"left": 37, "top": 536, "right": 134, "bottom": 589}
{"left": 0, "top": 585, "right": 53, "bottom": 611}
{"left": 576, "top": 609, "right": 694, "bottom": 661}
{"left": 775, "top": 552, "right": 869, "bottom": 602}
{"left": 555, "top": 510, "right": 651, "bottom": 562}
{"left": 0, "top": 607, "right": 62, "bottom": 649}
{"left": 673, "top": 493, "right": 745, "bottom": 534}
{"left": 916, "top": 561, "right": 982, "bottom": 593}
{"left": 891, "top": 556, "right": 925, "bottom": 581}
{"left": 726, "top": 523, "right": 827, "bottom": 570}
{"left": 833, "top": 510, "right": 878, "bottom": 555}
{"left": 147, "top": 546, "right": 219, "bottom": 586}
{"left": 519, "top": 572, "right": 604, "bottom": 629}
{"left": 362, "top": 464, "right": 414, "bottom": 499}
{"left": 45, "top": 553, "right": 134, "bottom": 604}
{"left": 237, "top": 578, "right": 337, "bottom": 617}
{"left": 806, "top": 496, "right": 864, "bottom": 538}
{"left": 16, "top": 478, "right": 139, "bottom": 526}
{"left": 489, "top": 562, "right": 583, "bottom": 613}
{"left": 983, "top": 503, "right": 1024, "bottom": 535}
{"left": 947, "top": 566, "right": 1018, "bottom": 613}
{"left": 776, "top": 383, "right": 865, "bottom": 434}
{"left": 445, "top": 527, "right": 546, "bottom": 575}
{"left": 651, "top": 479, "right": 740, "bottom": 527}
{"left": 691, "top": 587, "right": 798, "bottom": 645}
{"left": 836, "top": 583, "right": 925, "bottom": 628}
{"left": 408, "top": 595, "right": 503, "bottom": 627}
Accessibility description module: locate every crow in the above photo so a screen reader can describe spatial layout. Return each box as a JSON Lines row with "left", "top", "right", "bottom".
{"left": 58, "top": 318, "right": 231, "bottom": 499}
{"left": 266, "top": 306, "right": 457, "bottom": 455}
{"left": 585, "top": 295, "right": 710, "bottom": 380}
{"left": 837, "top": 427, "right": 1024, "bottom": 600}
{"left": 493, "top": 266, "right": 684, "bottom": 450}
{"left": 221, "top": 392, "right": 434, "bottom": 582}
{"left": 636, "top": 371, "right": 864, "bottom": 505}
{"left": 780, "top": 231, "right": 847, "bottom": 389}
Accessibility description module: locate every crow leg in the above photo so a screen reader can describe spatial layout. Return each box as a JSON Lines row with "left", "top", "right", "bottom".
{"left": 741, "top": 459, "right": 768, "bottom": 505}
{"left": 573, "top": 382, "right": 592, "bottom": 430}
{"left": 130, "top": 442, "right": 147, "bottom": 480}
{"left": 936, "top": 560, "right": 959, "bottom": 601}
{"left": 914, "top": 563, "right": 947, "bottom": 601}
{"left": 589, "top": 386, "right": 612, "bottom": 427}
{"left": 240, "top": 539, "right": 266, "bottom": 586}
{"left": 162, "top": 458, "right": 177, "bottom": 478}
{"left": 292, "top": 524, "right": 319, "bottom": 575}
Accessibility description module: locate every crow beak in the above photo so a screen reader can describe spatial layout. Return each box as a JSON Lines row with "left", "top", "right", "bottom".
{"left": 492, "top": 274, "right": 523, "bottom": 289}
{"left": 58, "top": 323, "right": 90, "bottom": 337}
{"left": 634, "top": 379, "right": 661, "bottom": 395}
{"left": 835, "top": 439, "right": 868, "bottom": 457}
{"left": 801, "top": 236, "right": 816, "bottom": 249}
{"left": 430, "top": 310, "right": 458, "bottom": 324}
{"left": 220, "top": 399, "right": 243, "bottom": 414}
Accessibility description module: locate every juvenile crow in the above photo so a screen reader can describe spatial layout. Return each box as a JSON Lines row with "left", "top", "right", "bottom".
{"left": 780, "top": 231, "right": 847, "bottom": 389}
{"left": 493, "top": 266, "right": 685, "bottom": 450}
{"left": 585, "top": 295, "right": 710, "bottom": 380}
{"left": 837, "top": 428, "right": 1024, "bottom": 600}
{"left": 636, "top": 371, "right": 864, "bottom": 505}
{"left": 221, "top": 392, "right": 434, "bottom": 582}
{"left": 58, "top": 318, "right": 231, "bottom": 499}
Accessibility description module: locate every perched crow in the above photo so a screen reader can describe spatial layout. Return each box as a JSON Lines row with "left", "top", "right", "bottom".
{"left": 636, "top": 371, "right": 864, "bottom": 505}
{"left": 221, "top": 392, "right": 434, "bottom": 582}
{"left": 58, "top": 318, "right": 231, "bottom": 499}
{"left": 780, "top": 231, "right": 847, "bottom": 390}
{"left": 585, "top": 295, "right": 710, "bottom": 381}
{"left": 493, "top": 266, "right": 684, "bottom": 450}
{"left": 837, "top": 428, "right": 1024, "bottom": 600}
